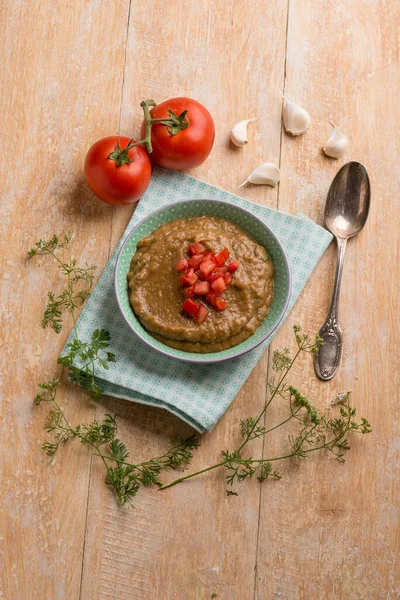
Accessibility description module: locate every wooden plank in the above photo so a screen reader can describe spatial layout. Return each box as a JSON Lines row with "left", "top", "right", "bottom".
{"left": 80, "top": 1, "right": 289, "bottom": 598}
{"left": 256, "top": 1, "right": 400, "bottom": 598}
{"left": 0, "top": 1, "right": 130, "bottom": 598}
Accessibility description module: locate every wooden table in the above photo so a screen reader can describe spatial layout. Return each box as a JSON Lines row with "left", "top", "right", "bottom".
{"left": 1, "top": 1, "right": 399, "bottom": 598}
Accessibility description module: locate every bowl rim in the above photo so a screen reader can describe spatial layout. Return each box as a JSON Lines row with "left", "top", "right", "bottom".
{"left": 114, "top": 198, "right": 292, "bottom": 363}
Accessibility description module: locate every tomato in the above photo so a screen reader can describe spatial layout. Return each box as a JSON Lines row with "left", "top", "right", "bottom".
{"left": 182, "top": 299, "right": 200, "bottom": 317}
{"left": 207, "top": 271, "right": 222, "bottom": 284}
{"left": 210, "top": 277, "right": 227, "bottom": 293}
{"left": 214, "top": 266, "right": 228, "bottom": 275}
{"left": 183, "top": 285, "right": 196, "bottom": 298}
{"left": 188, "top": 242, "right": 206, "bottom": 255}
{"left": 194, "top": 305, "right": 209, "bottom": 324}
{"left": 224, "top": 272, "right": 233, "bottom": 285}
{"left": 84, "top": 136, "right": 151, "bottom": 205}
{"left": 193, "top": 281, "right": 210, "bottom": 295}
{"left": 214, "top": 297, "right": 228, "bottom": 311}
{"left": 179, "top": 268, "right": 198, "bottom": 286}
{"left": 228, "top": 260, "right": 241, "bottom": 272}
{"left": 205, "top": 292, "right": 220, "bottom": 307}
{"left": 199, "top": 260, "right": 216, "bottom": 279}
{"left": 189, "top": 254, "right": 204, "bottom": 269}
{"left": 141, "top": 97, "right": 215, "bottom": 170}
{"left": 175, "top": 258, "right": 189, "bottom": 271}
{"left": 214, "top": 249, "right": 229, "bottom": 266}
{"left": 175, "top": 240, "right": 232, "bottom": 320}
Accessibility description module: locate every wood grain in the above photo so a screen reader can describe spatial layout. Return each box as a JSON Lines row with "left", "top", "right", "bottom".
{"left": 256, "top": 1, "right": 400, "bottom": 599}
{"left": 0, "top": 1, "right": 130, "bottom": 598}
{"left": 1, "top": 0, "right": 399, "bottom": 598}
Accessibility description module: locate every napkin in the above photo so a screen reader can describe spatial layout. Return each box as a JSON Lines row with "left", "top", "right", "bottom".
{"left": 62, "top": 168, "right": 332, "bottom": 433}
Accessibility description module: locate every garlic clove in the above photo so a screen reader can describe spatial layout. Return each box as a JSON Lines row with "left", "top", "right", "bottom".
{"left": 282, "top": 95, "right": 310, "bottom": 136}
{"left": 323, "top": 120, "right": 348, "bottom": 158}
{"left": 238, "top": 162, "right": 280, "bottom": 188}
{"left": 230, "top": 118, "right": 258, "bottom": 147}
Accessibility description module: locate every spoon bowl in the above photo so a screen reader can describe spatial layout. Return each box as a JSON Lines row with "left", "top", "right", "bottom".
{"left": 325, "top": 162, "right": 370, "bottom": 239}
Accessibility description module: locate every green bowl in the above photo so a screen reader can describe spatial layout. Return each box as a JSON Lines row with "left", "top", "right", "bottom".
{"left": 115, "top": 199, "right": 291, "bottom": 363}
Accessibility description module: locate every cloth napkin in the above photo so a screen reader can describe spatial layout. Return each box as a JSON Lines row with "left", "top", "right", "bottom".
{"left": 63, "top": 168, "right": 332, "bottom": 433}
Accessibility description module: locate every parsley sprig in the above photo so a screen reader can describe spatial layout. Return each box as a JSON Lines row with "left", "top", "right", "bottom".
{"left": 29, "top": 234, "right": 95, "bottom": 334}
{"left": 34, "top": 380, "right": 198, "bottom": 506}
{"left": 29, "top": 234, "right": 198, "bottom": 506}
{"left": 159, "top": 327, "right": 372, "bottom": 494}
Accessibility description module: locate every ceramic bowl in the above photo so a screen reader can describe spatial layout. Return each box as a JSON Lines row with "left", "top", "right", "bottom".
{"left": 115, "top": 199, "right": 291, "bottom": 363}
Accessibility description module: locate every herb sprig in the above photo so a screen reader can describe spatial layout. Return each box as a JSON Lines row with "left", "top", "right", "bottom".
{"left": 29, "top": 234, "right": 95, "bottom": 334}
{"left": 29, "top": 234, "right": 198, "bottom": 506}
{"left": 159, "top": 327, "right": 372, "bottom": 494}
{"left": 34, "top": 380, "right": 198, "bottom": 506}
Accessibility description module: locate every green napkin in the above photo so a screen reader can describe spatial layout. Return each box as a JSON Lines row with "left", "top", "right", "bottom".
{"left": 62, "top": 168, "right": 332, "bottom": 432}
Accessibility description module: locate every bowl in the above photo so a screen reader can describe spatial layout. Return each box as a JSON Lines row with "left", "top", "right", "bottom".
{"left": 115, "top": 198, "right": 291, "bottom": 363}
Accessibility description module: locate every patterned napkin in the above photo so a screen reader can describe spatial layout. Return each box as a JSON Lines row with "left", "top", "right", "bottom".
{"left": 63, "top": 168, "right": 332, "bottom": 433}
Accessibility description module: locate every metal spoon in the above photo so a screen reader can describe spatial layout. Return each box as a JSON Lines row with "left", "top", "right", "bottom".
{"left": 314, "top": 161, "right": 371, "bottom": 381}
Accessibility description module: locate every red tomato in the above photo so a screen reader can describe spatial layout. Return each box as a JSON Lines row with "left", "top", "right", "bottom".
{"left": 175, "top": 258, "right": 189, "bottom": 271}
{"left": 199, "top": 260, "right": 216, "bottom": 279}
{"left": 224, "top": 272, "right": 233, "bottom": 285}
{"left": 188, "top": 254, "right": 204, "bottom": 269}
{"left": 179, "top": 268, "right": 198, "bottom": 286}
{"left": 188, "top": 242, "right": 206, "bottom": 255}
{"left": 182, "top": 299, "right": 200, "bottom": 317}
{"left": 84, "top": 136, "right": 152, "bottom": 205}
{"left": 214, "top": 297, "right": 228, "bottom": 311}
{"left": 194, "top": 305, "right": 209, "bottom": 324}
{"left": 193, "top": 281, "right": 210, "bottom": 295}
{"left": 210, "top": 277, "right": 227, "bottom": 293}
{"left": 141, "top": 97, "right": 215, "bottom": 170}
{"left": 228, "top": 260, "right": 241, "bottom": 272}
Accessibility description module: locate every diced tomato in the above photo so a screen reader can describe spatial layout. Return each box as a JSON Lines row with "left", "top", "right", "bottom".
{"left": 189, "top": 254, "right": 204, "bottom": 269}
{"left": 224, "top": 272, "right": 233, "bottom": 285}
{"left": 176, "top": 258, "right": 189, "bottom": 271}
{"left": 201, "top": 251, "right": 214, "bottom": 262}
{"left": 206, "top": 292, "right": 220, "bottom": 307}
{"left": 214, "top": 266, "right": 227, "bottom": 275}
{"left": 198, "top": 270, "right": 208, "bottom": 281}
{"left": 214, "top": 248, "right": 230, "bottom": 266}
{"left": 228, "top": 260, "right": 240, "bottom": 272}
{"left": 214, "top": 252, "right": 226, "bottom": 266}
{"left": 199, "top": 260, "right": 216, "bottom": 279}
{"left": 180, "top": 268, "right": 198, "bottom": 286}
{"left": 182, "top": 299, "right": 200, "bottom": 316}
{"left": 207, "top": 271, "right": 220, "bottom": 284}
{"left": 211, "top": 277, "right": 227, "bottom": 293}
{"left": 215, "top": 297, "right": 228, "bottom": 311}
{"left": 184, "top": 285, "right": 196, "bottom": 298}
{"left": 188, "top": 242, "right": 206, "bottom": 255}
{"left": 194, "top": 305, "right": 209, "bottom": 324}
{"left": 194, "top": 281, "right": 210, "bottom": 295}
{"left": 186, "top": 268, "right": 198, "bottom": 285}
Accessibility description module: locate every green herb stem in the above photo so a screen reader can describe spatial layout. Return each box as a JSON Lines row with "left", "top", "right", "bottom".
{"left": 237, "top": 345, "right": 303, "bottom": 452}
{"left": 159, "top": 327, "right": 371, "bottom": 495}
{"left": 159, "top": 461, "right": 226, "bottom": 491}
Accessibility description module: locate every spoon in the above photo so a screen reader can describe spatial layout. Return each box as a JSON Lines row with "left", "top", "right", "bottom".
{"left": 314, "top": 162, "right": 371, "bottom": 381}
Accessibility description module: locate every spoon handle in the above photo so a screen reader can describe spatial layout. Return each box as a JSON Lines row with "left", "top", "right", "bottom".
{"left": 314, "top": 237, "right": 347, "bottom": 381}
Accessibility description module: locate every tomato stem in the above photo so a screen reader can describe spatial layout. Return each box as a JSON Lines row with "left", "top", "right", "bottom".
{"left": 139, "top": 99, "right": 157, "bottom": 152}
{"left": 108, "top": 99, "right": 190, "bottom": 166}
